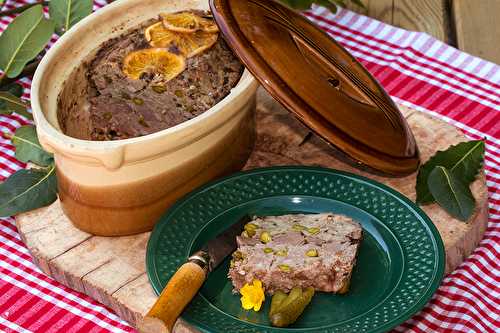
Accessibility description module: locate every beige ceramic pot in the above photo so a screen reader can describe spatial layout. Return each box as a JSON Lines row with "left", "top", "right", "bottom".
{"left": 31, "top": 0, "right": 259, "bottom": 236}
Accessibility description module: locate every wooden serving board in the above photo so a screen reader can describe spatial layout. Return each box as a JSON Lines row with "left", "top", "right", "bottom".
{"left": 16, "top": 89, "right": 489, "bottom": 332}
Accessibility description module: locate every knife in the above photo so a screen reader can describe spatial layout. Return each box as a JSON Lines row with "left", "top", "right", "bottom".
{"left": 137, "top": 216, "right": 250, "bottom": 333}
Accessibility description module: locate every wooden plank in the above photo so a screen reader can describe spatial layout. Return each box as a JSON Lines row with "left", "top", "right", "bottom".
{"left": 453, "top": 0, "right": 500, "bottom": 64}
{"left": 346, "top": 0, "right": 393, "bottom": 23}
{"left": 16, "top": 90, "right": 489, "bottom": 331}
{"left": 348, "top": 0, "right": 450, "bottom": 42}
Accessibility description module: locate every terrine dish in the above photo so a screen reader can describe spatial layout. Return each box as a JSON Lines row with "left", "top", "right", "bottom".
{"left": 31, "top": 0, "right": 259, "bottom": 236}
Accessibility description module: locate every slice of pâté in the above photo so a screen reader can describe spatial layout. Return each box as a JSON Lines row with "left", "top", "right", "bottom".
{"left": 228, "top": 213, "right": 362, "bottom": 294}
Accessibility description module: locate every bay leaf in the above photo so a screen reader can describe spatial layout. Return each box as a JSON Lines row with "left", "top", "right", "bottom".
{"left": 12, "top": 126, "right": 53, "bottom": 167}
{"left": 0, "top": 91, "right": 32, "bottom": 119}
{"left": 0, "top": 82, "right": 24, "bottom": 97}
{"left": 427, "top": 166, "right": 475, "bottom": 222}
{"left": 416, "top": 140, "right": 485, "bottom": 205}
{"left": 49, "top": 0, "right": 93, "bottom": 35}
{"left": 0, "top": 5, "right": 55, "bottom": 78}
{"left": 0, "top": 166, "right": 57, "bottom": 217}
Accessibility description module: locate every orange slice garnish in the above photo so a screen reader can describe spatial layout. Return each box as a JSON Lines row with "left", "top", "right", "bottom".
{"left": 122, "top": 48, "right": 186, "bottom": 80}
{"left": 144, "top": 22, "right": 219, "bottom": 58}
{"left": 175, "top": 31, "right": 219, "bottom": 57}
{"left": 160, "top": 12, "right": 200, "bottom": 33}
{"left": 145, "top": 22, "right": 177, "bottom": 48}
{"left": 197, "top": 17, "right": 219, "bottom": 33}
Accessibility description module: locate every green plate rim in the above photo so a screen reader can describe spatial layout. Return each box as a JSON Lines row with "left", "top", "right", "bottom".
{"left": 146, "top": 166, "right": 445, "bottom": 333}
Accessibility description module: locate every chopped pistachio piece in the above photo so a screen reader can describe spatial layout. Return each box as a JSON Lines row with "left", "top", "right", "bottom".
{"left": 307, "top": 227, "right": 320, "bottom": 235}
{"left": 138, "top": 116, "right": 149, "bottom": 127}
{"left": 132, "top": 97, "right": 144, "bottom": 105}
{"left": 260, "top": 231, "right": 272, "bottom": 243}
{"left": 306, "top": 249, "right": 318, "bottom": 257}
{"left": 278, "top": 264, "right": 291, "bottom": 272}
{"left": 292, "top": 223, "right": 306, "bottom": 231}
{"left": 232, "top": 251, "right": 243, "bottom": 260}
{"left": 275, "top": 249, "right": 288, "bottom": 257}
{"left": 245, "top": 223, "right": 258, "bottom": 230}
{"left": 244, "top": 223, "right": 258, "bottom": 237}
{"left": 263, "top": 247, "right": 274, "bottom": 254}
{"left": 246, "top": 228, "right": 256, "bottom": 237}
{"left": 152, "top": 85, "right": 167, "bottom": 94}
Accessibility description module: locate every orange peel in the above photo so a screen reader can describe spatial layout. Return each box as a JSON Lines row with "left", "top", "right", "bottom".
{"left": 144, "top": 22, "right": 218, "bottom": 58}
{"left": 145, "top": 22, "right": 177, "bottom": 48}
{"left": 160, "top": 12, "right": 200, "bottom": 33}
{"left": 122, "top": 48, "right": 186, "bottom": 80}
{"left": 175, "top": 30, "right": 219, "bottom": 58}
{"left": 197, "top": 17, "right": 219, "bottom": 33}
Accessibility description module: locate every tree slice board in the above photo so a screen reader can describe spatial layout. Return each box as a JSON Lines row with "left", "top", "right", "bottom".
{"left": 16, "top": 89, "right": 489, "bottom": 331}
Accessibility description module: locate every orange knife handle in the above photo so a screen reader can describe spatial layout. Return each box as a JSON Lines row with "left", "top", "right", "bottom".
{"left": 138, "top": 253, "right": 209, "bottom": 333}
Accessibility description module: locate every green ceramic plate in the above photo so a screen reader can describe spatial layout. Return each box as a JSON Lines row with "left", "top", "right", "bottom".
{"left": 147, "top": 166, "right": 445, "bottom": 333}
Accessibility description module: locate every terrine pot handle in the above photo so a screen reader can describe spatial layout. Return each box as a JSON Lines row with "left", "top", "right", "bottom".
{"left": 137, "top": 253, "right": 209, "bottom": 333}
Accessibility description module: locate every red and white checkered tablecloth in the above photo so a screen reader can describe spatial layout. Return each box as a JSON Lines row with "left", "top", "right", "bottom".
{"left": 1, "top": 1, "right": 499, "bottom": 332}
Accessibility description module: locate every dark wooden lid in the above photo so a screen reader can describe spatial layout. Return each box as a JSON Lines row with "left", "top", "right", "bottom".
{"left": 209, "top": 0, "right": 419, "bottom": 176}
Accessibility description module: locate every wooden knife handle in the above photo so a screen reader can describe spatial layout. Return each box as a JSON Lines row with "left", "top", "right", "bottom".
{"left": 138, "top": 254, "right": 209, "bottom": 333}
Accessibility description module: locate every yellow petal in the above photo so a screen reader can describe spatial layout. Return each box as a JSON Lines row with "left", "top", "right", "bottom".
{"left": 253, "top": 300, "right": 263, "bottom": 312}
{"left": 240, "top": 283, "right": 252, "bottom": 296}
{"left": 240, "top": 296, "right": 254, "bottom": 310}
{"left": 253, "top": 279, "right": 262, "bottom": 288}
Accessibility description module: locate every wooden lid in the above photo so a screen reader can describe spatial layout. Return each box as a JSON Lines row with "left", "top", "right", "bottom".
{"left": 209, "top": 0, "right": 420, "bottom": 176}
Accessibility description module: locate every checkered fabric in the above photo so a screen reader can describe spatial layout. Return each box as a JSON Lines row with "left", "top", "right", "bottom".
{"left": 0, "top": 1, "right": 499, "bottom": 332}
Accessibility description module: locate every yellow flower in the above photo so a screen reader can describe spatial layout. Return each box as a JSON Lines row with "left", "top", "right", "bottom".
{"left": 240, "top": 279, "right": 265, "bottom": 311}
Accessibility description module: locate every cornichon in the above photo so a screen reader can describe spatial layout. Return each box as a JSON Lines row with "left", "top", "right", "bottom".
{"left": 269, "top": 287, "right": 315, "bottom": 327}
{"left": 269, "top": 290, "right": 288, "bottom": 316}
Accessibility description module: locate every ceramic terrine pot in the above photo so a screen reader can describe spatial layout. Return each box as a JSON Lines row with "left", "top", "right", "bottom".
{"left": 32, "top": 0, "right": 420, "bottom": 236}
{"left": 31, "top": 0, "right": 259, "bottom": 236}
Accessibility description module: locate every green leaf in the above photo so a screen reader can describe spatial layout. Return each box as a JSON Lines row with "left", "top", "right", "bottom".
{"left": 0, "top": 166, "right": 57, "bottom": 217}
{"left": 416, "top": 140, "right": 485, "bottom": 205}
{"left": 0, "top": 82, "right": 24, "bottom": 97}
{"left": 427, "top": 166, "right": 475, "bottom": 221}
{"left": 0, "top": 91, "right": 32, "bottom": 119}
{"left": 0, "top": 5, "right": 55, "bottom": 78}
{"left": 49, "top": 0, "right": 93, "bottom": 35}
{"left": 12, "top": 126, "right": 53, "bottom": 167}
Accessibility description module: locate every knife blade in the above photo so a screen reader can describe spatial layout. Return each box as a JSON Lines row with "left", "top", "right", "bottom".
{"left": 201, "top": 215, "right": 250, "bottom": 272}
{"left": 137, "top": 216, "right": 249, "bottom": 333}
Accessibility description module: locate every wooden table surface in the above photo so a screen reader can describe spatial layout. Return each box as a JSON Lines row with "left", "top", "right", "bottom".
{"left": 349, "top": 0, "right": 500, "bottom": 65}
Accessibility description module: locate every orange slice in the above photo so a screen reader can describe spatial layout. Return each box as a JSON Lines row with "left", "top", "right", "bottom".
{"left": 175, "top": 31, "right": 219, "bottom": 57}
{"left": 197, "top": 17, "right": 219, "bottom": 33}
{"left": 145, "top": 22, "right": 219, "bottom": 58}
{"left": 160, "top": 12, "right": 200, "bottom": 33}
{"left": 122, "top": 48, "right": 186, "bottom": 80}
{"left": 144, "top": 22, "right": 177, "bottom": 48}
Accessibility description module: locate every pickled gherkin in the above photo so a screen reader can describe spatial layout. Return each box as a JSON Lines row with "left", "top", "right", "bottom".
{"left": 269, "top": 290, "right": 288, "bottom": 316}
{"left": 269, "top": 287, "right": 315, "bottom": 327}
